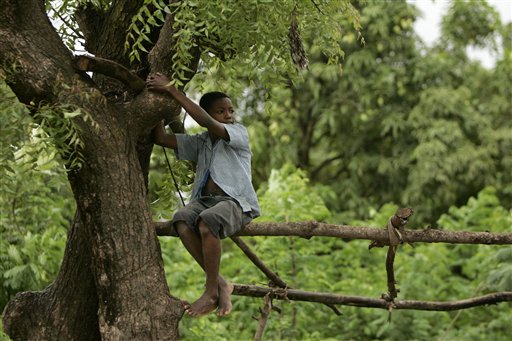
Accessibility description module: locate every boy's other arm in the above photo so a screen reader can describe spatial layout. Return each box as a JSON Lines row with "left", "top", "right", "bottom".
{"left": 152, "top": 121, "right": 177, "bottom": 149}
{"left": 147, "top": 73, "right": 229, "bottom": 140}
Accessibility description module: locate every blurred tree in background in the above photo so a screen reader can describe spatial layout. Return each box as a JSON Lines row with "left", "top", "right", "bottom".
{"left": 0, "top": 83, "right": 71, "bottom": 309}
{"left": 193, "top": 0, "right": 510, "bottom": 225}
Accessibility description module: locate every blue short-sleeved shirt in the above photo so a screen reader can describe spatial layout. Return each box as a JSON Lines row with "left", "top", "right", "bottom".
{"left": 174, "top": 123, "right": 260, "bottom": 218}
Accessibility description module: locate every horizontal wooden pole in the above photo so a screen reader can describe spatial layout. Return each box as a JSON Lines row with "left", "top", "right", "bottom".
{"left": 233, "top": 284, "right": 512, "bottom": 311}
{"left": 240, "top": 222, "right": 512, "bottom": 245}
{"left": 155, "top": 221, "right": 512, "bottom": 245}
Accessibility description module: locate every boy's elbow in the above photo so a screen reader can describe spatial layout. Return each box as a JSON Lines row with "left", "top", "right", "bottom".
{"left": 151, "top": 124, "right": 177, "bottom": 148}
{"left": 152, "top": 133, "right": 164, "bottom": 146}
{"left": 162, "top": 135, "right": 177, "bottom": 149}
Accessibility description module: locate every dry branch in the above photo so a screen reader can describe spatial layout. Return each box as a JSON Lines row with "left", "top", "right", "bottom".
{"left": 240, "top": 222, "right": 512, "bottom": 245}
{"left": 383, "top": 208, "right": 414, "bottom": 301}
{"left": 74, "top": 55, "right": 146, "bottom": 92}
{"left": 230, "top": 236, "right": 287, "bottom": 288}
{"left": 154, "top": 210, "right": 512, "bottom": 315}
{"left": 230, "top": 236, "right": 341, "bottom": 315}
{"left": 233, "top": 284, "right": 512, "bottom": 311}
{"left": 155, "top": 221, "right": 512, "bottom": 245}
{"left": 253, "top": 293, "right": 273, "bottom": 341}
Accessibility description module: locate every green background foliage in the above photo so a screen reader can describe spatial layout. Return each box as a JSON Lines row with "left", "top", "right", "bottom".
{"left": 2, "top": 0, "right": 511, "bottom": 339}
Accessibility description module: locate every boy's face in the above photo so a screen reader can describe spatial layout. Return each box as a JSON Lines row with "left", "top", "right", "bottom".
{"left": 209, "top": 97, "right": 235, "bottom": 124}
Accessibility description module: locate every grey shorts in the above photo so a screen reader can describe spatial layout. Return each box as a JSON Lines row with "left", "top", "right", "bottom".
{"left": 171, "top": 196, "right": 252, "bottom": 239}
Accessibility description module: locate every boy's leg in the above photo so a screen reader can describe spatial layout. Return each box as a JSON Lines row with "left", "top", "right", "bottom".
{"left": 198, "top": 219, "right": 235, "bottom": 317}
{"left": 175, "top": 221, "right": 233, "bottom": 316}
{"left": 180, "top": 219, "right": 220, "bottom": 316}
{"left": 175, "top": 221, "right": 204, "bottom": 268}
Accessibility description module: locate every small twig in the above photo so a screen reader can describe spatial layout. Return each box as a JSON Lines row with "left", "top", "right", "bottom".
{"left": 384, "top": 208, "right": 413, "bottom": 301}
{"left": 54, "top": 10, "right": 84, "bottom": 41}
{"left": 10, "top": 182, "right": 22, "bottom": 233}
{"left": 253, "top": 293, "right": 272, "bottom": 341}
{"left": 439, "top": 282, "right": 485, "bottom": 341}
{"left": 310, "top": 0, "right": 324, "bottom": 14}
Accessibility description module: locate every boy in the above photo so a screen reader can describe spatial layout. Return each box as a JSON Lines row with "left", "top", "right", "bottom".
{"left": 146, "top": 73, "right": 260, "bottom": 317}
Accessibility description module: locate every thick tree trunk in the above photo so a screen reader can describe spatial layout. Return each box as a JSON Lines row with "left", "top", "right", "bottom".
{"left": 1, "top": 1, "right": 186, "bottom": 339}
{"left": 67, "top": 119, "right": 183, "bottom": 340}
{"left": 4, "top": 124, "right": 184, "bottom": 340}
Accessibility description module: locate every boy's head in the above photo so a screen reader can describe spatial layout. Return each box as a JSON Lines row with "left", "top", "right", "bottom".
{"left": 200, "top": 91, "right": 234, "bottom": 124}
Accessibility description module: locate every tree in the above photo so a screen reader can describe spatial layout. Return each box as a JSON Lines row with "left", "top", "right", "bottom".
{"left": 234, "top": 0, "right": 511, "bottom": 225}
{"left": 3, "top": 1, "right": 510, "bottom": 339}
{"left": 0, "top": 0, "right": 360, "bottom": 339}
{"left": 215, "top": 0, "right": 422, "bottom": 220}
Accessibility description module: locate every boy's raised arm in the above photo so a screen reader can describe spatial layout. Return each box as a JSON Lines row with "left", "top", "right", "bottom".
{"left": 147, "top": 73, "right": 229, "bottom": 140}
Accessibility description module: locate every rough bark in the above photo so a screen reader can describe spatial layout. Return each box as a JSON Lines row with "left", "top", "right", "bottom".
{"left": 68, "top": 118, "right": 182, "bottom": 340}
{"left": 1, "top": 1, "right": 192, "bottom": 339}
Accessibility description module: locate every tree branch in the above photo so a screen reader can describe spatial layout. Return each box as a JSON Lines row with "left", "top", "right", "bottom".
{"left": 383, "top": 208, "right": 414, "bottom": 301}
{"left": 230, "top": 236, "right": 287, "bottom": 288}
{"left": 155, "top": 208, "right": 512, "bottom": 315}
{"left": 0, "top": 0, "right": 78, "bottom": 106}
{"left": 230, "top": 236, "right": 342, "bottom": 315}
{"left": 310, "top": 153, "right": 344, "bottom": 180}
{"left": 253, "top": 293, "right": 273, "bottom": 341}
{"left": 233, "top": 284, "right": 512, "bottom": 311}
{"left": 75, "top": 55, "right": 146, "bottom": 93}
{"left": 148, "top": 6, "right": 200, "bottom": 78}
{"left": 241, "top": 222, "right": 512, "bottom": 245}
{"left": 73, "top": 55, "right": 186, "bottom": 135}
{"left": 75, "top": 0, "right": 148, "bottom": 64}
{"left": 155, "top": 221, "right": 512, "bottom": 245}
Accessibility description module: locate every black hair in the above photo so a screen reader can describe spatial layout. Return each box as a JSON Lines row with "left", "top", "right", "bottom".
{"left": 199, "top": 91, "right": 230, "bottom": 114}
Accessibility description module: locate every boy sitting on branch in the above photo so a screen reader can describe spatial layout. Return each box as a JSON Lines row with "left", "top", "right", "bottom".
{"left": 147, "top": 73, "right": 260, "bottom": 317}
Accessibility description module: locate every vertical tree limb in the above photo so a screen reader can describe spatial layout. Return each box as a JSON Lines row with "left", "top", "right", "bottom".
{"left": 253, "top": 293, "right": 273, "bottom": 341}
{"left": 383, "top": 208, "right": 414, "bottom": 302}
{"left": 385, "top": 245, "right": 399, "bottom": 301}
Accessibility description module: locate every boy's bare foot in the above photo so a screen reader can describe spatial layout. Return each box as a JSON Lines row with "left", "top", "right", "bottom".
{"left": 184, "top": 292, "right": 218, "bottom": 317}
{"left": 217, "top": 281, "right": 234, "bottom": 317}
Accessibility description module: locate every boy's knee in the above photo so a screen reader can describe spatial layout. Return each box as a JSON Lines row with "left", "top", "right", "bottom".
{"left": 175, "top": 221, "right": 191, "bottom": 235}
{"left": 198, "top": 219, "right": 215, "bottom": 238}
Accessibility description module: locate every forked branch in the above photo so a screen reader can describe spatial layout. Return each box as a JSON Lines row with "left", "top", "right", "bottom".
{"left": 154, "top": 208, "right": 512, "bottom": 315}
{"left": 230, "top": 236, "right": 341, "bottom": 315}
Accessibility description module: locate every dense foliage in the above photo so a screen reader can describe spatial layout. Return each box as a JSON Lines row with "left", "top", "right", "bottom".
{"left": 1, "top": 0, "right": 511, "bottom": 339}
